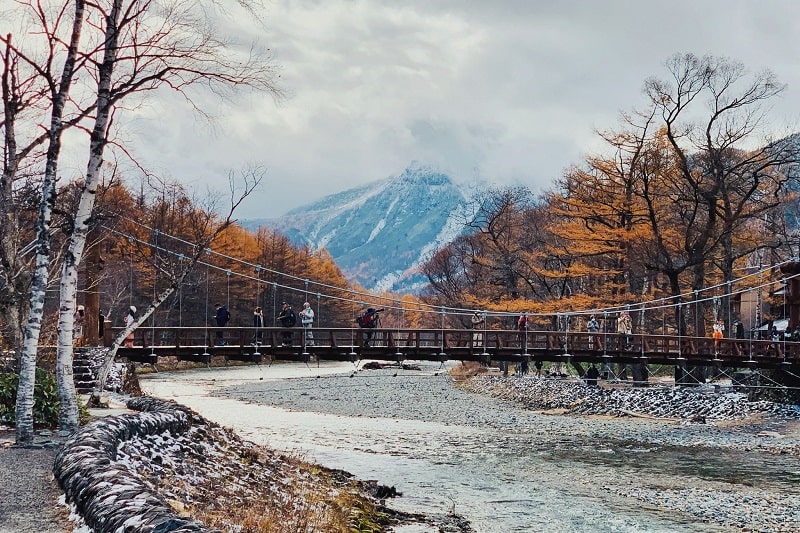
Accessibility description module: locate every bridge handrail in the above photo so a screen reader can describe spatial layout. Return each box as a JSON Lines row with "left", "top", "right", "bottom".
{"left": 107, "top": 325, "right": 796, "bottom": 355}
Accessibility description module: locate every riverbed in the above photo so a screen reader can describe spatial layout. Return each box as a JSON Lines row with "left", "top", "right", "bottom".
{"left": 139, "top": 361, "right": 800, "bottom": 532}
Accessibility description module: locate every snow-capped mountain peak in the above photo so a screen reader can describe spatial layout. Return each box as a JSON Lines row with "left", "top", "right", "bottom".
{"left": 245, "top": 164, "right": 469, "bottom": 293}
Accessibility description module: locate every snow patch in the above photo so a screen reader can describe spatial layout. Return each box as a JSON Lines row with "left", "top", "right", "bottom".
{"left": 365, "top": 217, "right": 386, "bottom": 244}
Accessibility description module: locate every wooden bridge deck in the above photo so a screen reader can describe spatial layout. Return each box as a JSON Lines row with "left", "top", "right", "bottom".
{"left": 110, "top": 326, "right": 800, "bottom": 370}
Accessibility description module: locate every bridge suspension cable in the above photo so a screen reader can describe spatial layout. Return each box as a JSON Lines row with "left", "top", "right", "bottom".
{"left": 104, "top": 217, "right": 800, "bottom": 323}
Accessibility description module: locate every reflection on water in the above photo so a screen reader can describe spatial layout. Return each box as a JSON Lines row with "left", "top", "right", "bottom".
{"left": 139, "top": 363, "right": 797, "bottom": 533}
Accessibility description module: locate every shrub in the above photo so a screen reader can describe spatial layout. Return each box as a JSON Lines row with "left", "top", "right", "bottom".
{"left": 0, "top": 368, "right": 61, "bottom": 427}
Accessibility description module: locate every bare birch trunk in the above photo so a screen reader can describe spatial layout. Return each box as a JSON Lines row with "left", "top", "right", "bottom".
{"left": 0, "top": 34, "right": 24, "bottom": 358}
{"left": 0, "top": 48, "right": 27, "bottom": 358}
{"left": 56, "top": 0, "right": 119, "bottom": 431}
{"left": 15, "top": 0, "right": 85, "bottom": 444}
{"left": 96, "top": 285, "right": 178, "bottom": 391}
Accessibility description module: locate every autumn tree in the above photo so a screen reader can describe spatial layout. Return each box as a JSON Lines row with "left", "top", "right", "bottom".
{"left": 465, "top": 187, "right": 533, "bottom": 300}
{"left": 552, "top": 138, "right": 643, "bottom": 293}
{"left": 423, "top": 187, "right": 527, "bottom": 326}
{"left": 3, "top": 0, "right": 282, "bottom": 439}
{"left": 421, "top": 233, "right": 481, "bottom": 304}
{"left": 93, "top": 169, "right": 262, "bottom": 391}
{"left": 643, "top": 53, "right": 799, "bottom": 332}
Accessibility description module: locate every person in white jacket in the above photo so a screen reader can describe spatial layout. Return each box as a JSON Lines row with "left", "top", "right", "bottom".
{"left": 299, "top": 302, "right": 315, "bottom": 346}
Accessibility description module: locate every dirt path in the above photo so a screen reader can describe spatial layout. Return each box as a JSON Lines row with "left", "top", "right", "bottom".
{"left": 0, "top": 430, "right": 72, "bottom": 533}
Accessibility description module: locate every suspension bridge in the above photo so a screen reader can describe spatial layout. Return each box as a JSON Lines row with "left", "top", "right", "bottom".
{"left": 69, "top": 219, "right": 800, "bottom": 392}
{"left": 108, "top": 325, "right": 800, "bottom": 372}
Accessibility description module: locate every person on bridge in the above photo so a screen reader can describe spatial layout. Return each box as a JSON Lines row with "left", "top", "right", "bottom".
{"left": 617, "top": 311, "right": 633, "bottom": 350}
{"left": 471, "top": 311, "right": 485, "bottom": 347}
{"left": 299, "top": 302, "right": 315, "bottom": 346}
{"left": 586, "top": 315, "right": 599, "bottom": 350}
{"left": 712, "top": 319, "right": 724, "bottom": 353}
{"left": 357, "top": 307, "right": 380, "bottom": 347}
{"left": 517, "top": 313, "right": 528, "bottom": 342}
{"left": 277, "top": 302, "right": 297, "bottom": 346}
{"left": 771, "top": 325, "right": 780, "bottom": 341}
{"left": 734, "top": 320, "right": 745, "bottom": 340}
{"left": 252, "top": 307, "right": 264, "bottom": 345}
{"left": 123, "top": 306, "right": 137, "bottom": 348}
{"left": 214, "top": 304, "right": 231, "bottom": 346}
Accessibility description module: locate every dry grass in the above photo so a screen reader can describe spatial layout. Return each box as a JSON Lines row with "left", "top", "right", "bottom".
{"left": 448, "top": 361, "right": 489, "bottom": 381}
{"left": 119, "top": 421, "right": 398, "bottom": 532}
{"left": 190, "top": 456, "right": 386, "bottom": 533}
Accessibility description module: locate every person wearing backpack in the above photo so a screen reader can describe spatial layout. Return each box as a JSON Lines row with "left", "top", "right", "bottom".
{"left": 214, "top": 303, "right": 231, "bottom": 346}
{"left": 277, "top": 302, "right": 296, "bottom": 345}
{"left": 357, "top": 307, "right": 380, "bottom": 347}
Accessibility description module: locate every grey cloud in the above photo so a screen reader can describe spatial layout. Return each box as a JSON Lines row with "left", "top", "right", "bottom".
{"left": 91, "top": 0, "right": 800, "bottom": 219}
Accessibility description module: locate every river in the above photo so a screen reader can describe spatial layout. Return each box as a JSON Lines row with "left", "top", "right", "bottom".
{"left": 138, "top": 361, "right": 800, "bottom": 532}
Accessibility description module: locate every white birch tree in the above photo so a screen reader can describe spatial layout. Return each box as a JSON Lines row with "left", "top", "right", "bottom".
{"left": 6, "top": 0, "right": 87, "bottom": 445}
{"left": 54, "top": 0, "right": 281, "bottom": 430}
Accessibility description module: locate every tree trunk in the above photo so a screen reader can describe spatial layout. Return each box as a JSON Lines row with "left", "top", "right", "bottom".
{"left": 84, "top": 242, "right": 102, "bottom": 345}
{"left": 57, "top": 0, "right": 119, "bottom": 432}
{"left": 15, "top": 0, "right": 85, "bottom": 444}
{"left": 0, "top": 33, "right": 25, "bottom": 360}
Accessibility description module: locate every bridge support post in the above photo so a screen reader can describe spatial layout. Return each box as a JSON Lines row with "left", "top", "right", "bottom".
{"left": 631, "top": 362, "right": 649, "bottom": 387}
{"left": 600, "top": 354, "right": 613, "bottom": 380}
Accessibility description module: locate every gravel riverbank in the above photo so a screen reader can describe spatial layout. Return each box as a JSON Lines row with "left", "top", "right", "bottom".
{"left": 217, "top": 367, "right": 800, "bottom": 456}
{"left": 212, "top": 364, "right": 800, "bottom": 532}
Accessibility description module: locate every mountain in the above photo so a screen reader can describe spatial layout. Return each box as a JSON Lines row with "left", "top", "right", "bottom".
{"left": 244, "top": 163, "right": 469, "bottom": 294}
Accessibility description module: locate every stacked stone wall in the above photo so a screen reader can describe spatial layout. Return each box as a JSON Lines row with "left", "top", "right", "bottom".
{"left": 53, "top": 397, "right": 219, "bottom": 533}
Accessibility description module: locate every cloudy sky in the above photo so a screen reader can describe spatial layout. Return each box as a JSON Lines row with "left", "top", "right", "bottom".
{"left": 114, "top": 0, "right": 800, "bottom": 219}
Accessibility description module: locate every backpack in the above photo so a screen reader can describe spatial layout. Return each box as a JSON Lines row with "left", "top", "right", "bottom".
{"left": 358, "top": 310, "right": 377, "bottom": 328}
{"left": 287, "top": 309, "right": 297, "bottom": 327}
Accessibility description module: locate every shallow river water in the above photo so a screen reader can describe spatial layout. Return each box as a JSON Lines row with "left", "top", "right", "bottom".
{"left": 138, "top": 361, "right": 800, "bottom": 533}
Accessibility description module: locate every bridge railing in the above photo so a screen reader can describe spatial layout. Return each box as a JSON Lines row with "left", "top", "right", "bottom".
{"left": 107, "top": 326, "right": 799, "bottom": 361}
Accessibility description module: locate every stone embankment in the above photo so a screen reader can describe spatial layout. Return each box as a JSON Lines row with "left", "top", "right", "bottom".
{"left": 53, "top": 397, "right": 214, "bottom": 533}
{"left": 462, "top": 375, "right": 800, "bottom": 421}
{"left": 53, "top": 394, "right": 462, "bottom": 532}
